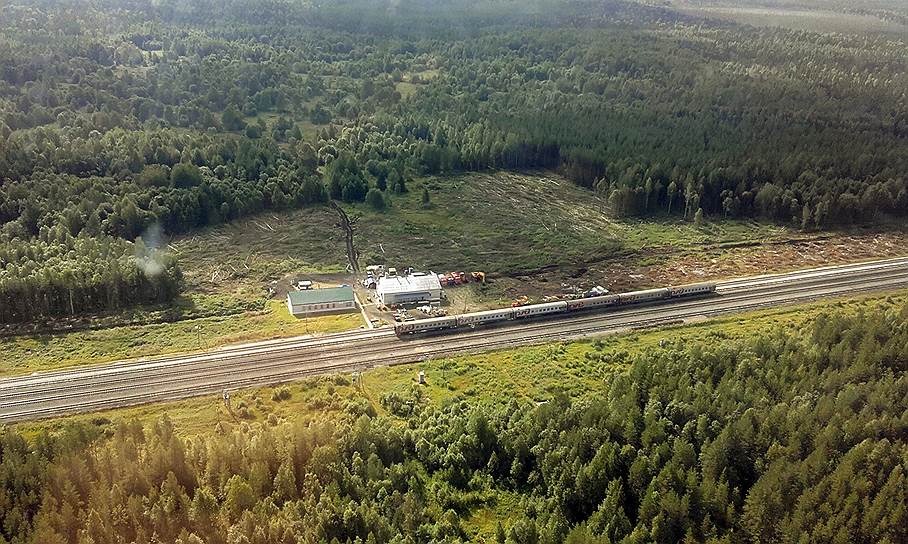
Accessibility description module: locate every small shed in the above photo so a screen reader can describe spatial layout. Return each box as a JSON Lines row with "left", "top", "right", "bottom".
{"left": 376, "top": 273, "right": 443, "bottom": 306}
{"left": 286, "top": 286, "right": 356, "bottom": 317}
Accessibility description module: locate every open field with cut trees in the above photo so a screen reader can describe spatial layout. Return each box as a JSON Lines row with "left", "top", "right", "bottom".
{"left": 2, "top": 0, "right": 908, "bottom": 325}
{"left": 5, "top": 169, "right": 908, "bottom": 377}
{"left": 177, "top": 171, "right": 908, "bottom": 300}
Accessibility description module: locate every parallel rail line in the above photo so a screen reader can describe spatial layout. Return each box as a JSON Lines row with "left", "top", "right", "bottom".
{"left": 10, "top": 257, "right": 903, "bottom": 385}
{"left": 2, "top": 259, "right": 908, "bottom": 422}
{"left": 6, "top": 265, "right": 908, "bottom": 403}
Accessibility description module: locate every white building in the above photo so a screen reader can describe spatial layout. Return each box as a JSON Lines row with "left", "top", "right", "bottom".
{"left": 286, "top": 286, "right": 356, "bottom": 316}
{"left": 376, "top": 273, "right": 443, "bottom": 306}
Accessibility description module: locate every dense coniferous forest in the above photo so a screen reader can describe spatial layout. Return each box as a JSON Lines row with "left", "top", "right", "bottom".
{"left": 1, "top": 0, "right": 907, "bottom": 320}
{"left": 1, "top": 303, "right": 907, "bottom": 543}
{"left": 0, "top": 234, "right": 181, "bottom": 323}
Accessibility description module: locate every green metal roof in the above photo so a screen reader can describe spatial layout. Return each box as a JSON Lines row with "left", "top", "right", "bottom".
{"left": 287, "top": 286, "right": 354, "bottom": 305}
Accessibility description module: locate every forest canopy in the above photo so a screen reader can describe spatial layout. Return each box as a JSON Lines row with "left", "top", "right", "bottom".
{"left": 1, "top": 0, "right": 907, "bottom": 319}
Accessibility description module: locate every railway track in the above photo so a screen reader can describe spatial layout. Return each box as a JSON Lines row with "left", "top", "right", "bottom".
{"left": 2, "top": 258, "right": 908, "bottom": 423}
{"left": 6, "top": 263, "right": 905, "bottom": 402}
{"left": 13, "top": 256, "right": 901, "bottom": 387}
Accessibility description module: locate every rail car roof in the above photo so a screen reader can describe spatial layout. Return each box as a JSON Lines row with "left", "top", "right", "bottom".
{"left": 461, "top": 308, "right": 514, "bottom": 318}
{"left": 396, "top": 316, "right": 453, "bottom": 326}
{"left": 620, "top": 288, "right": 669, "bottom": 296}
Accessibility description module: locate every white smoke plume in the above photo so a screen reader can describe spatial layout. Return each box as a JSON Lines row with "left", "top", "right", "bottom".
{"left": 134, "top": 223, "right": 166, "bottom": 277}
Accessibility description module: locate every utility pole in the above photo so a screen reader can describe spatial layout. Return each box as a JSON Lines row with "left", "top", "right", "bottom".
{"left": 352, "top": 371, "right": 365, "bottom": 393}
{"left": 352, "top": 370, "right": 366, "bottom": 394}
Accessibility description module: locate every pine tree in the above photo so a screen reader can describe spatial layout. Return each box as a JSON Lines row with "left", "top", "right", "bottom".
{"left": 272, "top": 461, "right": 297, "bottom": 504}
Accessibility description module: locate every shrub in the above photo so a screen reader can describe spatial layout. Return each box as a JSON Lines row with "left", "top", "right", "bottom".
{"left": 271, "top": 388, "right": 292, "bottom": 402}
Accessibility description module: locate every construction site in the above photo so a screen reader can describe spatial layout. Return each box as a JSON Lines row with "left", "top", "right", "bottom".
{"left": 350, "top": 266, "right": 487, "bottom": 325}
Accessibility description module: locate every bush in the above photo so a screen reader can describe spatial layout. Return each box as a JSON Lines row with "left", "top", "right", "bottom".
{"left": 271, "top": 388, "right": 292, "bottom": 402}
{"left": 170, "top": 163, "right": 202, "bottom": 188}
{"left": 366, "top": 188, "right": 386, "bottom": 210}
{"left": 136, "top": 164, "right": 170, "bottom": 187}
{"left": 380, "top": 386, "right": 426, "bottom": 417}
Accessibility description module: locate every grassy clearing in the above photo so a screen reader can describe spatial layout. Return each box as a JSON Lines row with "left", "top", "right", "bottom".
{"left": 173, "top": 171, "right": 795, "bottom": 296}
{"left": 171, "top": 206, "right": 347, "bottom": 296}
{"left": 346, "top": 172, "right": 907, "bottom": 299}
{"left": 0, "top": 300, "right": 363, "bottom": 377}
{"left": 346, "top": 171, "right": 789, "bottom": 275}
{"left": 396, "top": 69, "right": 440, "bottom": 99}
{"left": 671, "top": 4, "right": 908, "bottom": 34}
{"left": 462, "top": 491, "right": 521, "bottom": 541}
{"left": 171, "top": 169, "right": 908, "bottom": 306}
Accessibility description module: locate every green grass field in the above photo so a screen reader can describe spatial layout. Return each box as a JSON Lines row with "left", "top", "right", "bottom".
{"left": 171, "top": 207, "right": 348, "bottom": 296}
{"left": 347, "top": 171, "right": 794, "bottom": 274}
{"left": 0, "top": 300, "right": 363, "bottom": 377}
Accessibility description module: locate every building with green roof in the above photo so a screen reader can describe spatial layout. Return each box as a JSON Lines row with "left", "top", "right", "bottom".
{"left": 286, "top": 286, "right": 356, "bottom": 317}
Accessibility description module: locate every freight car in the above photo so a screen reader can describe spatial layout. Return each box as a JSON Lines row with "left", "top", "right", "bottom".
{"left": 394, "top": 282, "right": 716, "bottom": 335}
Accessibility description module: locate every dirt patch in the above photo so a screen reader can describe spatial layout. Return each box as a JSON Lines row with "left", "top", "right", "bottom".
{"left": 477, "top": 229, "right": 908, "bottom": 305}
{"left": 647, "top": 231, "right": 908, "bottom": 285}
{"left": 172, "top": 207, "right": 347, "bottom": 296}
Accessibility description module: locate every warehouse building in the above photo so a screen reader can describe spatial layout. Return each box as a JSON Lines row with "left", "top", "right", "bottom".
{"left": 286, "top": 286, "right": 356, "bottom": 317}
{"left": 377, "top": 273, "right": 443, "bottom": 306}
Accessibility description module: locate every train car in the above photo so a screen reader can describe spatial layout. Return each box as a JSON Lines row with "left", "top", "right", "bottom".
{"left": 395, "top": 316, "right": 457, "bottom": 335}
{"left": 617, "top": 288, "right": 671, "bottom": 304}
{"left": 456, "top": 307, "right": 515, "bottom": 327}
{"left": 513, "top": 301, "right": 569, "bottom": 319}
{"left": 668, "top": 282, "right": 716, "bottom": 298}
{"left": 566, "top": 294, "right": 620, "bottom": 312}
